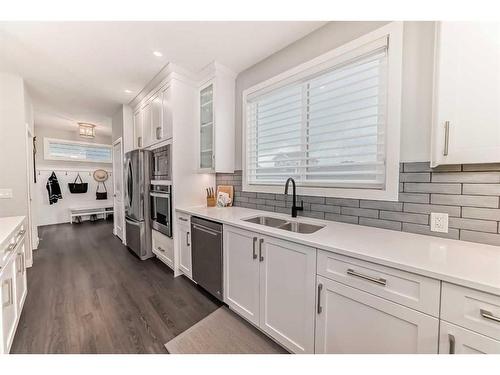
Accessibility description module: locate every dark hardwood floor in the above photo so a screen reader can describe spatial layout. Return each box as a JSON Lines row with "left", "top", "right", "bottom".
{"left": 10, "top": 220, "right": 221, "bottom": 354}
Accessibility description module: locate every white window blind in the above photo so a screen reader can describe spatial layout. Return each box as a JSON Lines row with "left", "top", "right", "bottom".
{"left": 246, "top": 41, "right": 388, "bottom": 190}
{"left": 44, "top": 138, "right": 112, "bottom": 163}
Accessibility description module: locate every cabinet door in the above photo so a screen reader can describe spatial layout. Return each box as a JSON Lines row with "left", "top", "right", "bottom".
{"left": 151, "top": 93, "right": 163, "bottom": 144}
{"left": 133, "top": 110, "right": 143, "bottom": 149}
{"left": 439, "top": 321, "right": 500, "bottom": 354}
{"left": 432, "top": 22, "right": 500, "bottom": 166}
{"left": 15, "top": 240, "right": 27, "bottom": 311}
{"left": 161, "top": 86, "right": 173, "bottom": 140}
{"left": 223, "top": 226, "right": 260, "bottom": 325}
{"left": 199, "top": 82, "right": 214, "bottom": 171}
{"left": 1, "top": 257, "right": 17, "bottom": 354}
{"left": 259, "top": 236, "right": 316, "bottom": 353}
{"left": 142, "top": 102, "right": 153, "bottom": 148}
{"left": 177, "top": 222, "right": 192, "bottom": 278}
{"left": 315, "top": 276, "right": 439, "bottom": 354}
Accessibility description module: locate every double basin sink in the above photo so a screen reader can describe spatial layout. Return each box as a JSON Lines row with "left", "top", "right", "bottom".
{"left": 243, "top": 215, "right": 324, "bottom": 234}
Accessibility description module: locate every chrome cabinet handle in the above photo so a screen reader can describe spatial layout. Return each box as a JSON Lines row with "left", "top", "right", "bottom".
{"left": 179, "top": 217, "right": 188, "bottom": 222}
{"left": 443, "top": 121, "right": 450, "bottom": 156}
{"left": 258, "top": 238, "right": 264, "bottom": 262}
{"left": 5, "top": 242, "right": 17, "bottom": 253}
{"left": 480, "top": 309, "right": 500, "bottom": 323}
{"left": 156, "top": 126, "right": 162, "bottom": 140}
{"left": 138, "top": 136, "right": 142, "bottom": 148}
{"left": 2, "top": 279, "right": 13, "bottom": 308}
{"left": 18, "top": 229, "right": 26, "bottom": 236}
{"left": 448, "top": 334, "right": 455, "bottom": 354}
{"left": 186, "top": 232, "right": 190, "bottom": 247}
{"left": 317, "top": 283, "right": 323, "bottom": 314}
{"left": 252, "top": 237, "right": 258, "bottom": 260}
{"left": 347, "top": 268, "right": 387, "bottom": 286}
{"left": 17, "top": 254, "right": 23, "bottom": 274}
{"left": 157, "top": 246, "right": 165, "bottom": 253}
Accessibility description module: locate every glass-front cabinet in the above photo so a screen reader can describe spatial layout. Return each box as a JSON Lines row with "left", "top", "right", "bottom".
{"left": 199, "top": 83, "right": 214, "bottom": 170}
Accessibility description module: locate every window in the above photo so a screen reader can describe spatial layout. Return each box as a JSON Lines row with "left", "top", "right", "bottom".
{"left": 44, "top": 138, "right": 112, "bottom": 163}
{"left": 243, "top": 23, "right": 402, "bottom": 200}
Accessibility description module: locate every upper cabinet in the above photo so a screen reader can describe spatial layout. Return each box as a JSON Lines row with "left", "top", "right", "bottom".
{"left": 431, "top": 22, "right": 500, "bottom": 166}
{"left": 197, "top": 62, "right": 236, "bottom": 173}
{"left": 132, "top": 87, "right": 174, "bottom": 150}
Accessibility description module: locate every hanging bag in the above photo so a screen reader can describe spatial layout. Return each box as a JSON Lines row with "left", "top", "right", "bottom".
{"left": 68, "top": 173, "right": 88, "bottom": 194}
{"left": 96, "top": 181, "right": 108, "bottom": 200}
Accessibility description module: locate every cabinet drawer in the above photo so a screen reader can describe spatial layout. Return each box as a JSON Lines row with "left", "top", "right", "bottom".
{"left": 152, "top": 229, "right": 174, "bottom": 269}
{"left": 439, "top": 321, "right": 500, "bottom": 354}
{"left": 1, "top": 221, "right": 25, "bottom": 268}
{"left": 176, "top": 212, "right": 190, "bottom": 225}
{"left": 441, "top": 282, "right": 500, "bottom": 341}
{"left": 317, "top": 250, "right": 440, "bottom": 316}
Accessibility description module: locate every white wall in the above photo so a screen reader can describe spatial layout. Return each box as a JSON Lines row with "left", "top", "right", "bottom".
{"left": 0, "top": 73, "right": 29, "bottom": 218}
{"left": 233, "top": 21, "right": 436, "bottom": 169}
{"left": 34, "top": 125, "right": 113, "bottom": 226}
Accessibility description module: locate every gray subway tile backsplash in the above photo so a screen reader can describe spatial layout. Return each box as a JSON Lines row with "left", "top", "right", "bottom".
{"left": 216, "top": 162, "right": 500, "bottom": 247}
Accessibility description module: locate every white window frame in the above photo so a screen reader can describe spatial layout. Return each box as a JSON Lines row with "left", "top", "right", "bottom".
{"left": 242, "top": 22, "right": 403, "bottom": 201}
{"left": 44, "top": 137, "right": 112, "bottom": 164}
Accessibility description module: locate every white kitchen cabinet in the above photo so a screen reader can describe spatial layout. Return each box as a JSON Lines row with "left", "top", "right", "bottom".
{"left": 315, "top": 276, "right": 439, "bottom": 354}
{"left": 259, "top": 236, "right": 316, "bottom": 354}
{"left": 161, "top": 86, "right": 173, "bottom": 140}
{"left": 431, "top": 22, "right": 500, "bottom": 166}
{"left": 197, "top": 62, "right": 236, "bottom": 173}
{"left": 439, "top": 321, "right": 500, "bottom": 354}
{"left": 177, "top": 218, "right": 192, "bottom": 278}
{"left": 223, "top": 225, "right": 316, "bottom": 353}
{"left": 1, "top": 256, "right": 17, "bottom": 354}
{"left": 142, "top": 102, "right": 153, "bottom": 148}
{"left": 133, "top": 109, "right": 143, "bottom": 149}
{"left": 224, "top": 226, "right": 260, "bottom": 326}
{"left": 152, "top": 229, "right": 174, "bottom": 270}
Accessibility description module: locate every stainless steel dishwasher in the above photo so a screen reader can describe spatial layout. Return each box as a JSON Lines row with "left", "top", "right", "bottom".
{"left": 190, "top": 216, "right": 223, "bottom": 301}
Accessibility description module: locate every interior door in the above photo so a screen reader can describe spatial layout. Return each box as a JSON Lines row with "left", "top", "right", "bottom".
{"left": 113, "top": 139, "right": 125, "bottom": 242}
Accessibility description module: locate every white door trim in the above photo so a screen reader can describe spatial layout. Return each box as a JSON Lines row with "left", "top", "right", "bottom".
{"left": 112, "top": 137, "right": 126, "bottom": 244}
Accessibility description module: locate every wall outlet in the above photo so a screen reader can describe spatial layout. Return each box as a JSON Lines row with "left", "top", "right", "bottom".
{"left": 430, "top": 212, "right": 449, "bottom": 233}
{"left": 0, "top": 188, "right": 13, "bottom": 199}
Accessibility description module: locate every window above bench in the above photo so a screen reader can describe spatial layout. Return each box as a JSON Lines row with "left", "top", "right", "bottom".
{"left": 242, "top": 22, "right": 403, "bottom": 201}
{"left": 44, "top": 137, "right": 112, "bottom": 164}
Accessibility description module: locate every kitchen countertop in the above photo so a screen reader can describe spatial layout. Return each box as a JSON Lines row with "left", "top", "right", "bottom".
{"left": 0, "top": 216, "right": 25, "bottom": 248}
{"left": 177, "top": 206, "right": 500, "bottom": 296}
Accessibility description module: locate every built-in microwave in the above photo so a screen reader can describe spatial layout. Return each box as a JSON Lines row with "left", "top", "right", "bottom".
{"left": 151, "top": 144, "right": 171, "bottom": 181}
{"left": 150, "top": 184, "right": 172, "bottom": 237}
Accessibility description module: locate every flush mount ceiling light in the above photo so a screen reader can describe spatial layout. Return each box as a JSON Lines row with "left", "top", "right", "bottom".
{"left": 78, "top": 123, "right": 96, "bottom": 138}
{"left": 153, "top": 51, "right": 163, "bottom": 57}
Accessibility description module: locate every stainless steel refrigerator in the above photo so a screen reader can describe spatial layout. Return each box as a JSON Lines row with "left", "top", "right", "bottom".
{"left": 124, "top": 149, "right": 153, "bottom": 260}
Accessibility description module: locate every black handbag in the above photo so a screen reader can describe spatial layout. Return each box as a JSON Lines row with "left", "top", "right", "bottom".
{"left": 96, "top": 181, "right": 108, "bottom": 200}
{"left": 68, "top": 173, "right": 88, "bottom": 194}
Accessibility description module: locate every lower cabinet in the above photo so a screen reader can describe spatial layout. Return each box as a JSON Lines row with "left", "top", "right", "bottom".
{"left": 15, "top": 238, "right": 27, "bottom": 311}
{"left": 315, "top": 275, "right": 439, "bottom": 354}
{"left": 152, "top": 229, "right": 174, "bottom": 270}
{"left": 224, "top": 225, "right": 316, "bottom": 353}
{"left": 439, "top": 321, "right": 500, "bottom": 354}
{"left": 177, "top": 219, "right": 192, "bottom": 278}
{"left": 1, "top": 256, "right": 17, "bottom": 354}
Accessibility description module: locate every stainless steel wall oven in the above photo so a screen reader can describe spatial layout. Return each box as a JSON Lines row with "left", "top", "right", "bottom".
{"left": 150, "top": 184, "right": 172, "bottom": 237}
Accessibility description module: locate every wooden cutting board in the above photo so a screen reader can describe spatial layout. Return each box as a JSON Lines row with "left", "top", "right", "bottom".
{"left": 216, "top": 185, "right": 234, "bottom": 207}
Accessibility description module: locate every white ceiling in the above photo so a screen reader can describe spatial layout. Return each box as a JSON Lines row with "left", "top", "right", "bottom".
{"left": 0, "top": 21, "right": 326, "bottom": 135}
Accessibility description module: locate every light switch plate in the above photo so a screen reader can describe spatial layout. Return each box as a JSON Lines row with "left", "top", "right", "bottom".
{"left": 430, "top": 212, "right": 449, "bottom": 233}
{"left": 0, "top": 188, "right": 13, "bottom": 199}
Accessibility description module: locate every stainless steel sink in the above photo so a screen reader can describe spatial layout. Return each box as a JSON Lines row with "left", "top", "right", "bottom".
{"left": 243, "top": 216, "right": 324, "bottom": 234}
{"left": 243, "top": 216, "right": 288, "bottom": 227}
{"left": 276, "top": 221, "right": 324, "bottom": 234}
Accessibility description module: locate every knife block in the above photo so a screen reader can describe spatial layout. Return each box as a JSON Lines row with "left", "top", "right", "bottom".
{"left": 207, "top": 197, "right": 216, "bottom": 207}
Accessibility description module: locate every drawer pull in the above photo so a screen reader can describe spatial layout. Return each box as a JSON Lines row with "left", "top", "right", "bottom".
{"left": 5, "top": 242, "right": 17, "bottom": 253}
{"left": 480, "top": 309, "right": 500, "bottom": 323}
{"left": 2, "top": 279, "right": 13, "bottom": 308}
{"left": 258, "top": 238, "right": 264, "bottom": 262}
{"left": 18, "top": 229, "right": 26, "bottom": 236}
{"left": 179, "top": 217, "right": 188, "bottom": 222}
{"left": 252, "top": 237, "right": 258, "bottom": 260}
{"left": 317, "top": 283, "right": 323, "bottom": 314}
{"left": 443, "top": 121, "right": 450, "bottom": 156}
{"left": 347, "top": 268, "right": 387, "bottom": 286}
{"left": 448, "top": 334, "right": 455, "bottom": 354}
{"left": 157, "top": 246, "right": 165, "bottom": 253}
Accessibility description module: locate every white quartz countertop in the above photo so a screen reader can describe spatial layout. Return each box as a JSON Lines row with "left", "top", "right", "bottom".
{"left": 0, "top": 216, "right": 25, "bottom": 247}
{"left": 177, "top": 206, "right": 500, "bottom": 296}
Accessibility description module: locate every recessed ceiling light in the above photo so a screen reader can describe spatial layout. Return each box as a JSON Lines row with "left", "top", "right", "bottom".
{"left": 153, "top": 51, "right": 163, "bottom": 57}
{"left": 124, "top": 89, "right": 132, "bottom": 94}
